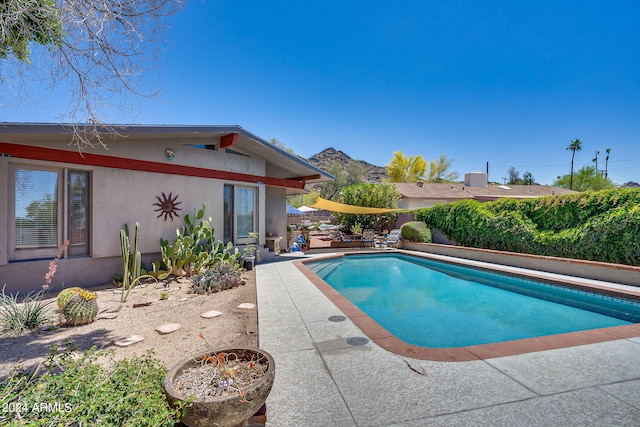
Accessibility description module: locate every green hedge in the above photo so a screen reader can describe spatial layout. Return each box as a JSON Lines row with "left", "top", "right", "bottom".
{"left": 414, "top": 188, "right": 640, "bottom": 266}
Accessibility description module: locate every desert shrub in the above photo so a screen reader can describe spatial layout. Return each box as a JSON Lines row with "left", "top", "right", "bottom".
{"left": 191, "top": 263, "right": 245, "bottom": 294}
{"left": 400, "top": 221, "right": 432, "bottom": 243}
{"left": 0, "top": 346, "right": 186, "bottom": 426}
{"left": 0, "top": 286, "right": 53, "bottom": 336}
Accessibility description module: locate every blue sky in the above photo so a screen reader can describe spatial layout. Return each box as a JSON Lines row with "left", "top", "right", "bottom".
{"left": 4, "top": 1, "right": 640, "bottom": 185}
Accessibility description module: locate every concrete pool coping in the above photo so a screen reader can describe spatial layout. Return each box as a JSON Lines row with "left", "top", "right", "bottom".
{"left": 294, "top": 250, "right": 640, "bottom": 362}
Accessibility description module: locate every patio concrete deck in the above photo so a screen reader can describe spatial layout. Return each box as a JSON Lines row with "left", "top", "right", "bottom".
{"left": 256, "top": 253, "right": 640, "bottom": 426}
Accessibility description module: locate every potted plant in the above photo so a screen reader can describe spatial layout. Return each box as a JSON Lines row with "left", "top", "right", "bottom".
{"left": 241, "top": 231, "right": 259, "bottom": 270}
{"left": 164, "top": 334, "right": 275, "bottom": 427}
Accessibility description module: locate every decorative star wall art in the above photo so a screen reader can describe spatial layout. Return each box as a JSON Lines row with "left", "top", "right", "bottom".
{"left": 153, "top": 192, "right": 182, "bottom": 221}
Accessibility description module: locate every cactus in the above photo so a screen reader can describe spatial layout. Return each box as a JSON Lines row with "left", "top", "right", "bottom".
{"left": 119, "top": 222, "right": 156, "bottom": 302}
{"left": 57, "top": 288, "right": 98, "bottom": 325}
{"left": 56, "top": 287, "right": 83, "bottom": 310}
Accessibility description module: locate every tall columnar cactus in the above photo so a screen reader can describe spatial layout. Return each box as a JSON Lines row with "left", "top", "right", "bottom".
{"left": 56, "top": 287, "right": 98, "bottom": 325}
{"left": 120, "top": 222, "right": 143, "bottom": 302}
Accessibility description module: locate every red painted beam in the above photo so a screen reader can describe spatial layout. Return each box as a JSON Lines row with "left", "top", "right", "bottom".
{"left": 0, "top": 142, "right": 305, "bottom": 189}
{"left": 220, "top": 133, "right": 238, "bottom": 148}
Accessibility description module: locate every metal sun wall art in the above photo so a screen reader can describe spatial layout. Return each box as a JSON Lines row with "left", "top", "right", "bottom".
{"left": 153, "top": 192, "right": 182, "bottom": 221}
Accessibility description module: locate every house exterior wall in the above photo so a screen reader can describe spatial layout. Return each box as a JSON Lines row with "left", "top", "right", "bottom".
{"left": 264, "top": 187, "right": 287, "bottom": 251}
{"left": 397, "top": 198, "right": 453, "bottom": 209}
{"left": 0, "top": 137, "right": 284, "bottom": 293}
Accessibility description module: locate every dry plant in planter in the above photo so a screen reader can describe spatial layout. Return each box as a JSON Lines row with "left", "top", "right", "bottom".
{"left": 164, "top": 333, "right": 275, "bottom": 427}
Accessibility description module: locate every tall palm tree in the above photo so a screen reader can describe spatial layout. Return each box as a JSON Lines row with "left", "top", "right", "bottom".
{"left": 593, "top": 150, "right": 600, "bottom": 174}
{"left": 605, "top": 147, "right": 611, "bottom": 178}
{"left": 566, "top": 139, "right": 583, "bottom": 190}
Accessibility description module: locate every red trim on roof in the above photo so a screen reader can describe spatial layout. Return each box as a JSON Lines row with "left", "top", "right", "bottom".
{"left": 0, "top": 142, "right": 304, "bottom": 189}
{"left": 219, "top": 132, "right": 238, "bottom": 148}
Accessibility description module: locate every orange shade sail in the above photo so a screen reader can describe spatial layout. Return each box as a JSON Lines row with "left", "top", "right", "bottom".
{"left": 309, "top": 197, "right": 403, "bottom": 214}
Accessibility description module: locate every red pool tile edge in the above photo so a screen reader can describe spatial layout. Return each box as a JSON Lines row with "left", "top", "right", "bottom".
{"left": 294, "top": 254, "right": 640, "bottom": 362}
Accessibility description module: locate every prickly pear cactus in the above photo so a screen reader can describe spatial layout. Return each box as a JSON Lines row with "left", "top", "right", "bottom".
{"left": 57, "top": 288, "right": 99, "bottom": 325}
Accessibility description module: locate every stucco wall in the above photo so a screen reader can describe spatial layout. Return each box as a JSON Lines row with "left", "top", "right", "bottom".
{"left": 401, "top": 241, "right": 640, "bottom": 287}
{"left": 0, "top": 138, "right": 273, "bottom": 293}
{"left": 264, "top": 187, "right": 287, "bottom": 251}
{"left": 397, "top": 199, "right": 449, "bottom": 209}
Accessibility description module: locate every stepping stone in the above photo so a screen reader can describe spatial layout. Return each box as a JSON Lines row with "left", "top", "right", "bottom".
{"left": 237, "top": 303, "right": 255, "bottom": 310}
{"left": 179, "top": 297, "right": 188, "bottom": 301}
{"left": 201, "top": 310, "right": 223, "bottom": 318}
{"left": 98, "top": 313, "right": 118, "bottom": 320}
{"left": 155, "top": 323, "right": 182, "bottom": 334}
{"left": 114, "top": 335, "right": 145, "bottom": 347}
{"left": 102, "top": 305, "right": 123, "bottom": 314}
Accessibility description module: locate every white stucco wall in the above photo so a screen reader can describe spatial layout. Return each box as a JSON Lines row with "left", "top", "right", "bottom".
{"left": 0, "top": 135, "right": 286, "bottom": 293}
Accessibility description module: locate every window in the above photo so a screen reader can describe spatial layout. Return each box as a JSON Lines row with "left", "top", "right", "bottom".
{"left": 68, "top": 171, "right": 90, "bottom": 257}
{"left": 10, "top": 165, "right": 91, "bottom": 260}
{"left": 236, "top": 187, "right": 255, "bottom": 238}
{"left": 223, "top": 185, "right": 256, "bottom": 244}
{"left": 223, "top": 185, "right": 234, "bottom": 243}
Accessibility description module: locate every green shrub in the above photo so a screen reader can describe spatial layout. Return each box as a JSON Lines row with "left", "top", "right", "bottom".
{"left": 0, "top": 346, "right": 187, "bottom": 426}
{"left": 415, "top": 188, "right": 640, "bottom": 266}
{"left": 400, "top": 221, "right": 432, "bottom": 243}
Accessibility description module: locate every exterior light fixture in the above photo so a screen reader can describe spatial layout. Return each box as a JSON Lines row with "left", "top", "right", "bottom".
{"left": 166, "top": 148, "right": 175, "bottom": 160}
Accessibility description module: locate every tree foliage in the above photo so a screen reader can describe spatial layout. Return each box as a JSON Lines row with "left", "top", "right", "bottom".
{"left": 566, "top": 138, "right": 583, "bottom": 190}
{"left": 415, "top": 188, "right": 640, "bottom": 266}
{"left": 554, "top": 165, "right": 616, "bottom": 191}
{"left": 426, "top": 154, "right": 459, "bottom": 182}
{"left": 333, "top": 183, "right": 401, "bottom": 232}
{"left": 317, "top": 162, "right": 365, "bottom": 200}
{"left": 1, "top": 0, "right": 183, "bottom": 150}
{"left": 387, "top": 150, "right": 427, "bottom": 183}
{"left": 0, "top": 0, "right": 63, "bottom": 62}
{"left": 506, "top": 167, "right": 536, "bottom": 185}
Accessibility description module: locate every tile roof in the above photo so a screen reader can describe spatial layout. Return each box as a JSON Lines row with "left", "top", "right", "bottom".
{"left": 394, "top": 182, "right": 576, "bottom": 200}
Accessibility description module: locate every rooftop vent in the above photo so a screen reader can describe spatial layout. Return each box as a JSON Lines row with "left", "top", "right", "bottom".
{"left": 464, "top": 172, "right": 488, "bottom": 187}
{"left": 416, "top": 180, "right": 424, "bottom": 187}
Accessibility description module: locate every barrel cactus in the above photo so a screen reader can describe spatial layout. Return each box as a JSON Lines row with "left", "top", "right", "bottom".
{"left": 56, "top": 287, "right": 99, "bottom": 325}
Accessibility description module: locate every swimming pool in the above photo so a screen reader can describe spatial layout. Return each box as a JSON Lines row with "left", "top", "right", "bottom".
{"left": 307, "top": 253, "right": 640, "bottom": 348}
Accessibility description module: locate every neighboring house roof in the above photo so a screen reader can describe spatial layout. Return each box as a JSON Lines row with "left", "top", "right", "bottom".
{"left": 0, "top": 122, "right": 334, "bottom": 193}
{"left": 394, "top": 182, "right": 576, "bottom": 202}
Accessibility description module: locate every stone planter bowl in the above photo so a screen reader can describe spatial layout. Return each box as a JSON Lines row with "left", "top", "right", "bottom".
{"left": 164, "top": 347, "right": 275, "bottom": 427}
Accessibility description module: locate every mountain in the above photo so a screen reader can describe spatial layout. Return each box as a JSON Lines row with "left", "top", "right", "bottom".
{"left": 306, "top": 148, "right": 388, "bottom": 183}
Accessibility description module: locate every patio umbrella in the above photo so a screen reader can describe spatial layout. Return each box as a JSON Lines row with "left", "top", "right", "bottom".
{"left": 287, "top": 205, "right": 304, "bottom": 215}
{"left": 298, "top": 206, "right": 318, "bottom": 213}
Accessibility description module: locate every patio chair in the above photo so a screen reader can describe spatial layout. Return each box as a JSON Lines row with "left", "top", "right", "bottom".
{"left": 360, "top": 229, "right": 375, "bottom": 248}
{"left": 385, "top": 229, "right": 402, "bottom": 248}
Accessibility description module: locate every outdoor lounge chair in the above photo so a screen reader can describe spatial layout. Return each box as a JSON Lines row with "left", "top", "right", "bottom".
{"left": 360, "top": 229, "right": 375, "bottom": 248}
{"left": 384, "top": 229, "right": 401, "bottom": 248}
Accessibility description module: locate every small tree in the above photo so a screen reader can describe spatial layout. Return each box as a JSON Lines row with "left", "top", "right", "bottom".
{"left": 554, "top": 165, "right": 616, "bottom": 191}
{"left": 318, "top": 162, "right": 365, "bottom": 200}
{"left": 566, "top": 139, "right": 583, "bottom": 190}
{"left": 387, "top": 150, "right": 427, "bottom": 183}
{"left": 426, "top": 154, "right": 459, "bottom": 183}
{"left": 333, "top": 183, "right": 401, "bottom": 232}
{"left": 1, "top": 0, "right": 183, "bottom": 150}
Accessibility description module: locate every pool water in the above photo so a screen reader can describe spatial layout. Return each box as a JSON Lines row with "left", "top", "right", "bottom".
{"left": 308, "top": 254, "right": 639, "bottom": 348}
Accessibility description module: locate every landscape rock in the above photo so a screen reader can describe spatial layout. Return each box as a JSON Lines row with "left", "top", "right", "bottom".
{"left": 114, "top": 335, "right": 145, "bottom": 347}
{"left": 155, "top": 323, "right": 182, "bottom": 334}
{"left": 201, "top": 310, "right": 223, "bottom": 318}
